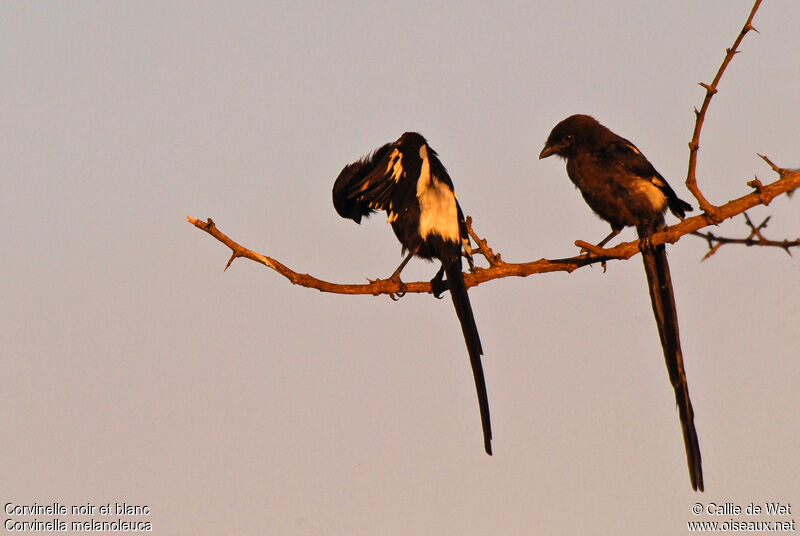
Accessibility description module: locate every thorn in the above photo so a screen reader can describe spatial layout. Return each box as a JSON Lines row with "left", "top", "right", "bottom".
{"left": 702, "top": 242, "right": 723, "bottom": 262}
{"left": 224, "top": 252, "right": 236, "bottom": 271}
{"left": 758, "top": 153, "right": 787, "bottom": 176}
{"left": 698, "top": 82, "right": 718, "bottom": 95}
{"left": 747, "top": 177, "right": 763, "bottom": 190}
{"left": 693, "top": 107, "right": 700, "bottom": 117}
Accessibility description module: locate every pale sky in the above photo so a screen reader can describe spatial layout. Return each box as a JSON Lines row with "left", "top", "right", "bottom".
{"left": 3, "top": 1, "right": 798, "bottom": 534}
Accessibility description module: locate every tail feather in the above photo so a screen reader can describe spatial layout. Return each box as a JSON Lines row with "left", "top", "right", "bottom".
{"left": 444, "top": 259, "right": 492, "bottom": 455}
{"left": 667, "top": 195, "right": 693, "bottom": 220}
{"left": 639, "top": 232, "right": 704, "bottom": 491}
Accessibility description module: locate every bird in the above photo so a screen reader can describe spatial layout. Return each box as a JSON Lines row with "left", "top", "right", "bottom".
{"left": 539, "top": 114, "right": 703, "bottom": 491}
{"left": 332, "top": 131, "right": 492, "bottom": 455}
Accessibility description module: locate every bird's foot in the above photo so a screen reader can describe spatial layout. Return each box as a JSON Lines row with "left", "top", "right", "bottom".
{"left": 366, "top": 274, "right": 407, "bottom": 300}
{"left": 388, "top": 273, "right": 407, "bottom": 301}
{"left": 428, "top": 266, "right": 448, "bottom": 299}
{"left": 430, "top": 275, "right": 448, "bottom": 299}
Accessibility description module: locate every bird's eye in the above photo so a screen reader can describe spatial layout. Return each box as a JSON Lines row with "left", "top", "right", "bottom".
{"left": 565, "top": 135, "right": 574, "bottom": 143}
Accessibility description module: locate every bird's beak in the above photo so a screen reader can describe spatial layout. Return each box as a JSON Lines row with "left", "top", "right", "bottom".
{"left": 538, "top": 145, "right": 556, "bottom": 159}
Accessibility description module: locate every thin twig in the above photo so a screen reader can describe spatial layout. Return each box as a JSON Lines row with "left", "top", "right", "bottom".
{"left": 685, "top": 0, "right": 762, "bottom": 218}
{"left": 692, "top": 212, "right": 799, "bottom": 260}
{"left": 465, "top": 216, "right": 504, "bottom": 267}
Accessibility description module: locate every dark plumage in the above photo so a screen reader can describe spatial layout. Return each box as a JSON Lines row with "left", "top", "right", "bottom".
{"left": 540, "top": 114, "right": 703, "bottom": 491}
{"left": 333, "top": 132, "right": 492, "bottom": 455}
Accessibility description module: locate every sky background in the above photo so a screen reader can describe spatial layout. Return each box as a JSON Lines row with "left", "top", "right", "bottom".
{"left": 2, "top": 1, "right": 798, "bottom": 534}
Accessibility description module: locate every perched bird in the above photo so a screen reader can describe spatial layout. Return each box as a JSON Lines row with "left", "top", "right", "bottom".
{"left": 539, "top": 114, "right": 703, "bottom": 491}
{"left": 332, "top": 131, "right": 492, "bottom": 455}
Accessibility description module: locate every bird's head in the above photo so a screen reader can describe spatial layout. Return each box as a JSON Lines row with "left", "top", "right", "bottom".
{"left": 397, "top": 131, "right": 428, "bottom": 150}
{"left": 539, "top": 114, "right": 601, "bottom": 160}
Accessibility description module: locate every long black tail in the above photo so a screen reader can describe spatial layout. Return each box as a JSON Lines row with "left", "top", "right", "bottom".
{"left": 444, "top": 259, "right": 492, "bottom": 455}
{"left": 639, "top": 232, "right": 703, "bottom": 491}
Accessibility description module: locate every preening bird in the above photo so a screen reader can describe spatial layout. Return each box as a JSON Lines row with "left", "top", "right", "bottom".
{"left": 539, "top": 114, "right": 703, "bottom": 491}
{"left": 332, "top": 131, "right": 492, "bottom": 455}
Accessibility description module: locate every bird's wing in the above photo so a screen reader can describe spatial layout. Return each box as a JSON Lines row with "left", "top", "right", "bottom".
{"left": 332, "top": 142, "right": 399, "bottom": 222}
{"left": 607, "top": 136, "right": 661, "bottom": 178}
{"left": 333, "top": 141, "right": 416, "bottom": 223}
{"left": 608, "top": 137, "right": 693, "bottom": 218}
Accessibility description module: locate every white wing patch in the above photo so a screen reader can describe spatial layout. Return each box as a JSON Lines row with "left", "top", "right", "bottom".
{"left": 416, "top": 145, "right": 460, "bottom": 242}
{"left": 624, "top": 141, "right": 642, "bottom": 156}
{"left": 387, "top": 148, "right": 403, "bottom": 182}
{"left": 634, "top": 177, "right": 668, "bottom": 211}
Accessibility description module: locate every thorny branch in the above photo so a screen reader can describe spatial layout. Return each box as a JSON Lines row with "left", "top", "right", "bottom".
{"left": 690, "top": 154, "right": 799, "bottom": 260}
{"left": 685, "top": 0, "right": 762, "bottom": 218}
{"left": 188, "top": 0, "right": 796, "bottom": 298}
{"left": 187, "top": 167, "right": 800, "bottom": 297}
{"left": 692, "top": 213, "right": 800, "bottom": 261}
